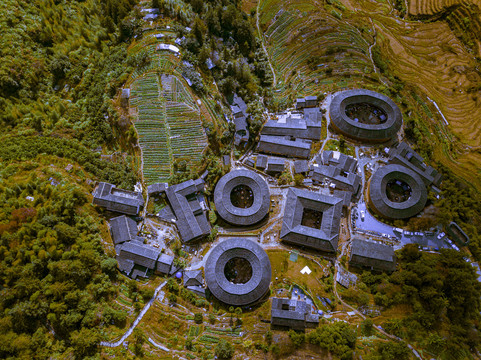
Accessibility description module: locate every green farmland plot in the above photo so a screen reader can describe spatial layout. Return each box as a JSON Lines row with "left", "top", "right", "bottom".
{"left": 130, "top": 71, "right": 208, "bottom": 185}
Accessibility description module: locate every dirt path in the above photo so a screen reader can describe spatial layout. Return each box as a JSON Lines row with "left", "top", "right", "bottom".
{"left": 256, "top": 0, "right": 277, "bottom": 86}
{"left": 100, "top": 280, "right": 167, "bottom": 348}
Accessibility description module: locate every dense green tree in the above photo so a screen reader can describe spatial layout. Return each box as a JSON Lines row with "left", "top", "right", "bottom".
{"left": 288, "top": 330, "right": 305, "bottom": 348}
{"left": 377, "top": 341, "right": 410, "bottom": 360}
{"left": 194, "top": 313, "right": 203, "bottom": 324}
{"left": 215, "top": 339, "right": 235, "bottom": 359}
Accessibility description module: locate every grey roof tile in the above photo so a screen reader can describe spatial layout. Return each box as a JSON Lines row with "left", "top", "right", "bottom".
{"left": 329, "top": 89, "right": 402, "bottom": 143}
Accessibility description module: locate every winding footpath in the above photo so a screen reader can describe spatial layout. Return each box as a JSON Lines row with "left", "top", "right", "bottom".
{"left": 100, "top": 280, "right": 167, "bottom": 348}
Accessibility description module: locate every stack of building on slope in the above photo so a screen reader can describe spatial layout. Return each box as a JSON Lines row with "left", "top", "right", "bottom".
{"left": 108, "top": 215, "right": 175, "bottom": 280}
{"left": 148, "top": 178, "right": 210, "bottom": 243}
{"left": 387, "top": 142, "right": 442, "bottom": 191}
{"left": 92, "top": 180, "right": 209, "bottom": 280}
{"left": 229, "top": 93, "right": 250, "bottom": 145}
{"left": 257, "top": 96, "right": 321, "bottom": 159}
{"left": 311, "top": 150, "right": 361, "bottom": 203}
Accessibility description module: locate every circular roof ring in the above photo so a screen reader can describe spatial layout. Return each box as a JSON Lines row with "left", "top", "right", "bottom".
{"left": 214, "top": 169, "right": 270, "bottom": 226}
{"left": 204, "top": 238, "right": 272, "bottom": 306}
{"left": 368, "top": 164, "right": 428, "bottom": 219}
{"left": 329, "top": 89, "right": 402, "bottom": 143}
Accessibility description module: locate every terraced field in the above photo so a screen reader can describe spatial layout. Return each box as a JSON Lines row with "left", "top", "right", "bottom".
{"left": 258, "top": 0, "right": 481, "bottom": 191}
{"left": 258, "top": 0, "right": 377, "bottom": 105}
{"left": 407, "top": 0, "right": 481, "bottom": 16}
{"left": 350, "top": 0, "right": 481, "bottom": 189}
{"left": 127, "top": 31, "right": 211, "bottom": 185}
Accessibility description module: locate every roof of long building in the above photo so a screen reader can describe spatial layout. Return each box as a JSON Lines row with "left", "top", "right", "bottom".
{"left": 311, "top": 164, "right": 361, "bottom": 194}
{"left": 257, "top": 135, "right": 312, "bottom": 159}
{"left": 93, "top": 182, "right": 144, "bottom": 209}
{"left": 109, "top": 215, "right": 139, "bottom": 245}
{"left": 117, "top": 241, "right": 161, "bottom": 270}
{"left": 350, "top": 238, "right": 396, "bottom": 272}
{"left": 165, "top": 179, "right": 210, "bottom": 242}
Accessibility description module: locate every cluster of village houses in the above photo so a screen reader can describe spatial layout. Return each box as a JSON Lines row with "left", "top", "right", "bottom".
{"left": 92, "top": 92, "right": 470, "bottom": 330}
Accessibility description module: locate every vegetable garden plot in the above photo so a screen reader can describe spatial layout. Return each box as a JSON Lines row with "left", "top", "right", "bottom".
{"left": 130, "top": 70, "right": 207, "bottom": 185}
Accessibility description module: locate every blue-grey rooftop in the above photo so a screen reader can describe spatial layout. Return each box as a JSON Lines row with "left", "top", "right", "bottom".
{"left": 368, "top": 164, "right": 428, "bottom": 219}
{"left": 92, "top": 182, "right": 144, "bottom": 215}
{"left": 214, "top": 169, "right": 270, "bottom": 226}
{"left": 204, "top": 238, "right": 271, "bottom": 306}
{"left": 257, "top": 135, "right": 312, "bottom": 159}
{"left": 165, "top": 179, "right": 211, "bottom": 242}
{"left": 280, "top": 188, "right": 343, "bottom": 253}
{"left": 350, "top": 238, "right": 396, "bottom": 272}
{"left": 329, "top": 89, "right": 402, "bottom": 143}
{"left": 388, "top": 142, "right": 442, "bottom": 188}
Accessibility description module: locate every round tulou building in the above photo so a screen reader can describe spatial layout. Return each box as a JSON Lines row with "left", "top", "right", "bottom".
{"left": 204, "top": 238, "right": 272, "bottom": 306}
{"left": 214, "top": 169, "right": 270, "bottom": 226}
{"left": 329, "top": 89, "right": 402, "bottom": 143}
{"left": 367, "top": 164, "right": 428, "bottom": 219}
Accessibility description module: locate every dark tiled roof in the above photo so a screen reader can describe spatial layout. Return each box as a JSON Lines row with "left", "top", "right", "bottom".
{"left": 257, "top": 135, "right": 312, "bottom": 159}
{"left": 329, "top": 89, "right": 402, "bottom": 143}
{"left": 92, "top": 182, "right": 144, "bottom": 215}
{"left": 117, "top": 241, "right": 161, "bottom": 270}
{"left": 350, "top": 238, "right": 396, "bottom": 272}
{"left": 368, "top": 164, "right": 428, "bottom": 219}
{"left": 187, "top": 285, "right": 206, "bottom": 297}
{"left": 230, "top": 93, "right": 248, "bottom": 116}
{"left": 261, "top": 111, "right": 321, "bottom": 141}
{"left": 184, "top": 270, "right": 203, "bottom": 287}
{"left": 245, "top": 158, "right": 255, "bottom": 167}
{"left": 147, "top": 183, "right": 167, "bottom": 196}
{"left": 311, "top": 164, "right": 361, "bottom": 194}
{"left": 388, "top": 142, "right": 442, "bottom": 188}
{"left": 156, "top": 253, "right": 174, "bottom": 274}
{"left": 165, "top": 179, "right": 211, "bottom": 242}
{"left": 294, "top": 160, "right": 309, "bottom": 174}
{"left": 271, "top": 297, "right": 319, "bottom": 330}
{"left": 280, "top": 188, "right": 343, "bottom": 253}
{"left": 234, "top": 116, "right": 248, "bottom": 132}
{"left": 117, "top": 257, "right": 135, "bottom": 275}
{"left": 333, "top": 190, "right": 352, "bottom": 208}
{"left": 256, "top": 155, "right": 268, "bottom": 169}
{"left": 204, "top": 238, "right": 271, "bottom": 306}
{"left": 131, "top": 266, "right": 149, "bottom": 280}
{"left": 447, "top": 222, "right": 469, "bottom": 246}
{"left": 266, "top": 158, "right": 285, "bottom": 173}
{"left": 223, "top": 155, "right": 231, "bottom": 166}
{"left": 157, "top": 205, "right": 176, "bottom": 222}
{"left": 320, "top": 150, "right": 358, "bottom": 173}
{"left": 214, "top": 169, "right": 270, "bottom": 226}
{"left": 109, "top": 215, "right": 138, "bottom": 245}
